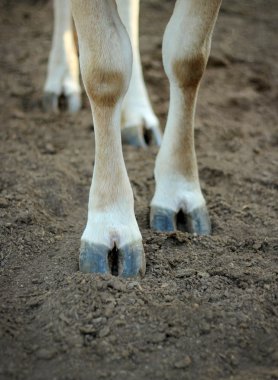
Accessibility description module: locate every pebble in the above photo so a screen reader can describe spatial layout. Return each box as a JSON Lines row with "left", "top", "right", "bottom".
{"left": 99, "top": 326, "right": 110, "bottom": 338}
{"left": 0, "top": 197, "right": 9, "bottom": 208}
{"left": 197, "top": 271, "right": 210, "bottom": 278}
{"left": 174, "top": 355, "right": 192, "bottom": 369}
{"left": 149, "top": 332, "right": 166, "bottom": 343}
{"left": 175, "top": 269, "right": 196, "bottom": 278}
{"left": 126, "top": 281, "right": 142, "bottom": 291}
{"left": 44, "top": 143, "right": 56, "bottom": 154}
{"left": 79, "top": 325, "right": 96, "bottom": 335}
{"left": 107, "top": 279, "right": 126, "bottom": 292}
{"left": 31, "top": 278, "right": 43, "bottom": 284}
{"left": 93, "top": 317, "right": 107, "bottom": 325}
{"left": 36, "top": 348, "right": 56, "bottom": 360}
{"left": 200, "top": 322, "right": 211, "bottom": 334}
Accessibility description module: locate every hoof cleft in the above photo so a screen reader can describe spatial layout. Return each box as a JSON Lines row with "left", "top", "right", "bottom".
{"left": 79, "top": 241, "right": 145, "bottom": 277}
{"left": 150, "top": 205, "right": 211, "bottom": 235}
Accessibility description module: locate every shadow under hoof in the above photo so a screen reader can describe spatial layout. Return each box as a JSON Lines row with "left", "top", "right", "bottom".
{"left": 79, "top": 241, "right": 146, "bottom": 277}
{"left": 150, "top": 205, "right": 211, "bottom": 235}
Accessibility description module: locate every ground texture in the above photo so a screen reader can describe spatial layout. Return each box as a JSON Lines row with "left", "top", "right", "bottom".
{"left": 0, "top": 1, "right": 277, "bottom": 379}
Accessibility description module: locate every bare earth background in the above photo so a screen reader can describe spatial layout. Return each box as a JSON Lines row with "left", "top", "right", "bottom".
{"left": 0, "top": 1, "right": 278, "bottom": 379}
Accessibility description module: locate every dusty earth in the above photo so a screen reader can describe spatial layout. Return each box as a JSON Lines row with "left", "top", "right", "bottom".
{"left": 0, "top": 1, "right": 278, "bottom": 379}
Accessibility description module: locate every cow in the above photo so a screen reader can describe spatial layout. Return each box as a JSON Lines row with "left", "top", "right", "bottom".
{"left": 43, "top": 0, "right": 221, "bottom": 277}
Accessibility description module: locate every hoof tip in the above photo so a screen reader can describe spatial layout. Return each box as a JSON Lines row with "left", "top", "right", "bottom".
{"left": 150, "top": 205, "right": 211, "bottom": 235}
{"left": 79, "top": 241, "right": 145, "bottom": 277}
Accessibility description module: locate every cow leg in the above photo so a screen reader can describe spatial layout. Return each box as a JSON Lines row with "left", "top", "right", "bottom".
{"left": 43, "top": 0, "right": 81, "bottom": 113}
{"left": 151, "top": 0, "right": 221, "bottom": 234}
{"left": 71, "top": 0, "right": 145, "bottom": 277}
{"left": 116, "top": 0, "right": 162, "bottom": 147}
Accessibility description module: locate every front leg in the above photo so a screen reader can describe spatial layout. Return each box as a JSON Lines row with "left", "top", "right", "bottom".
{"left": 72, "top": 0, "right": 145, "bottom": 276}
{"left": 151, "top": 0, "right": 221, "bottom": 234}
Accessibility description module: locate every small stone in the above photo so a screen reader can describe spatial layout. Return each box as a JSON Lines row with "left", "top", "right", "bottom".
{"left": 175, "top": 269, "right": 196, "bottom": 278}
{"left": 107, "top": 278, "right": 126, "bottom": 292}
{"left": 79, "top": 325, "right": 96, "bottom": 335}
{"left": 0, "top": 198, "right": 9, "bottom": 208}
{"left": 27, "top": 297, "right": 44, "bottom": 308}
{"left": 44, "top": 143, "right": 56, "bottom": 154}
{"left": 149, "top": 332, "right": 166, "bottom": 343}
{"left": 104, "top": 306, "right": 114, "bottom": 318}
{"left": 174, "top": 355, "right": 192, "bottom": 369}
{"left": 93, "top": 317, "right": 106, "bottom": 325}
{"left": 164, "top": 295, "right": 174, "bottom": 302}
{"left": 200, "top": 322, "right": 211, "bottom": 334}
{"left": 114, "top": 319, "right": 126, "bottom": 327}
{"left": 127, "top": 281, "right": 142, "bottom": 290}
{"left": 59, "top": 313, "right": 70, "bottom": 325}
{"left": 253, "top": 242, "right": 262, "bottom": 250}
{"left": 36, "top": 348, "right": 56, "bottom": 360}
{"left": 31, "top": 278, "right": 43, "bottom": 284}
{"left": 271, "top": 350, "right": 278, "bottom": 362}
{"left": 99, "top": 326, "right": 110, "bottom": 338}
{"left": 197, "top": 271, "right": 210, "bottom": 278}
{"left": 12, "top": 110, "right": 25, "bottom": 119}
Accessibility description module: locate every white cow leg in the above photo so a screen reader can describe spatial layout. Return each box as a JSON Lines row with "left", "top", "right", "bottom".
{"left": 43, "top": 0, "right": 81, "bottom": 113}
{"left": 116, "top": 0, "right": 162, "bottom": 147}
{"left": 71, "top": 0, "right": 145, "bottom": 276}
{"left": 151, "top": 0, "right": 221, "bottom": 234}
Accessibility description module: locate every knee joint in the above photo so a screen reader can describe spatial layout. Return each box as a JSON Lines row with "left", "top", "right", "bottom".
{"left": 84, "top": 69, "right": 125, "bottom": 108}
{"left": 173, "top": 53, "right": 207, "bottom": 89}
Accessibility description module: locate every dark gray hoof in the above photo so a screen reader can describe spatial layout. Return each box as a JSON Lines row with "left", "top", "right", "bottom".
{"left": 42, "top": 92, "right": 59, "bottom": 113}
{"left": 186, "top": 206, "right": 211, "bottom": 235}
{"left": 150, "top": 205, "right": 211, "bottom": 235}
{"left": 150, "top": 207, "right": 176, "bottom": 232}
{"left": 43, "top": 91, "right": 81, "bottom": 113}
{"left": 67, "top": 92, "right": 82, "bottom": 113}
{"left": 79, "top": 241, "right": 145, "bottom": 277}
{"left": 121, "top": 125, "right": 162, "bottom": 148}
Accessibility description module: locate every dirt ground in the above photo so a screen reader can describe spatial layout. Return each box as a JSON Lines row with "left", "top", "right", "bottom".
{"left": 0, "top": 1, "right": 277, "bottom": 379}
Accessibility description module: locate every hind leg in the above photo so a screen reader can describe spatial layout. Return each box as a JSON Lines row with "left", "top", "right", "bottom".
{"left": 43, "top": 0, "right": 81, "bottom": 113}
{"left": 116, "top": 0, "right": 162, "bottom": 147}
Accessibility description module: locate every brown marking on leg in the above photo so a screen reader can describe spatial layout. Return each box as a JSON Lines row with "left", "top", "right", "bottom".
{"left": 84, "top": 70, "right": 124, "bottom": 108}
{"left": 173, "top": 129, "right": 197, "bottom": 181}
{"left": 173, "top": 54, "right": 206, "bottom": 90}
{"left": 166, "top": 54, "right": 208, "bottom": 181}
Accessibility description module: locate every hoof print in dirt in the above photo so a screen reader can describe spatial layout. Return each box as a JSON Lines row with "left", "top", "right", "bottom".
{"left": 150, "top": 205, "right": 211, "bottom": 235}
{"left": 79, "top": 241, "right": 146, "bottom": 277}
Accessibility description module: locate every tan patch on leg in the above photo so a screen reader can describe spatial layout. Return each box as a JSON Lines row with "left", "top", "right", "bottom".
{"left": 85, "top": 70, "right": 124, "bottom": 108}
{"left": 173, "top": 55, "right": 206, "bottom": 89}
{"left": 170, "top": 56, "right": 207, "bottom": 180}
